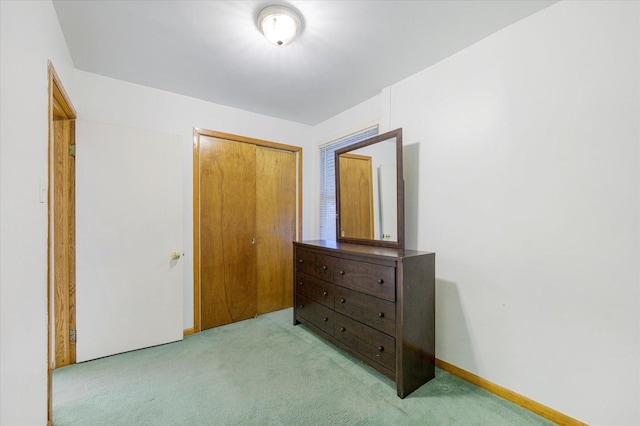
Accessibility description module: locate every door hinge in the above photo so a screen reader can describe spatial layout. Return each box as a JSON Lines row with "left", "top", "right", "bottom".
{"left": 69, "top": 328, "right": 77, "bottom": 342}
{"left": 68, "top": 144, "right": 76, "bottom": 157}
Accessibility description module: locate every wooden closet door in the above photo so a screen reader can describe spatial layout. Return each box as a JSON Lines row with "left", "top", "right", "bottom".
{"left": 199, "top": 136, "right": 257, "bottom": 329}
{"left": 256, "top": 147, "right": 296, "bottom": 314}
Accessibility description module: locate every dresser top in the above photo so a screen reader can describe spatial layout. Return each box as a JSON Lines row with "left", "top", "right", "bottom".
{"left": 295, "top": 240, "right": 433, "bottom": 260}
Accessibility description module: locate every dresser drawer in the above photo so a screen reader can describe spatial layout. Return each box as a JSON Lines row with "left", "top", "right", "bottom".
{"left": 296, "top": 294, "right": 334, "bottom": 336}
{"left": 295, "top": 248, "right": 335, "bottom": 282}
{"left": 334, "top": 286, "right": 395, "bottom": 337}
{"left": 334, "top": 258, "right": 396, "bottom": 302}
{"left": 334, "top": 312, "right": 396, "bottom": 372}
{"left": 296, "top": 272, "right": 334, "bottom": 309}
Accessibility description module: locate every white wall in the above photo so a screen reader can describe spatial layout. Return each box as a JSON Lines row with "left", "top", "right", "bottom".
{"left": 312, "top": 1, "right": 639, "bottom": 424}
{"left": 73, "top": 71, "right": 312, "bottom": 330}
{"left": 0, "top": 1, "right": 76, "bottom": 424}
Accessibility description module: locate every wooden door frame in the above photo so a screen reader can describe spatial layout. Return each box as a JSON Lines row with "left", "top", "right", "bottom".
{"left": 47, "top": 61, "right": 77, "bottom": 426}
{"left": 192, "top": 128, "right": 303, "bottom": 334}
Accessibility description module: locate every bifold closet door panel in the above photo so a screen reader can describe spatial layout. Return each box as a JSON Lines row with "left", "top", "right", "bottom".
{"left": 199, "top": 136, "right": 257, "bottom": 329}
{"left": 256, "top": 147, "right": 296, "bottom": 314}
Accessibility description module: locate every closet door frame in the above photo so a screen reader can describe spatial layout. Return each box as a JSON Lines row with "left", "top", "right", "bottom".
{"left": 192, "top": 128, "right": 303, "bottom": 333}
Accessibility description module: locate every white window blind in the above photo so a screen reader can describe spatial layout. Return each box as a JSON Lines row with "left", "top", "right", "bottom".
{"left": 319, "top": 126, "right": 379, "bottom": 240}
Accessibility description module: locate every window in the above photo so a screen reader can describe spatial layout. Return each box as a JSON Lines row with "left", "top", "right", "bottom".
{"left": 319, "top": 126, "right": 379, "bottom": 240}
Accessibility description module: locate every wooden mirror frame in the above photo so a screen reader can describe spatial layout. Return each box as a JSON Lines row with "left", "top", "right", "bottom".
{"left": 335, "top": 128, "right": 404, "bottom": 249}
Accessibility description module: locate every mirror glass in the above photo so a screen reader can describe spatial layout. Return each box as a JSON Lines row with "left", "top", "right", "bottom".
{"left": 335, "top": 128, "right": 403, "bottom": 248}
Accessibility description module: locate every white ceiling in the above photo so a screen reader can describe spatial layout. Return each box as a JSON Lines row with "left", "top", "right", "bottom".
{"left": 52, "top": 0, "right": 556, "bottom": 125}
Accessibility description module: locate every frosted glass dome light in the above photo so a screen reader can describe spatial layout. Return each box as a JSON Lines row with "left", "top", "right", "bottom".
{"left": 258, "top": 5, "right": 302, "bottom": 47}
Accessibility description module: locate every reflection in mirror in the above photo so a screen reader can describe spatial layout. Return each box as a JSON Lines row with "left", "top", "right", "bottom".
{"left": 338, "top": 143, "right": 396, "bottom": 240}
{"left": 335, "top": 128, "right": 403, "bottom": 249}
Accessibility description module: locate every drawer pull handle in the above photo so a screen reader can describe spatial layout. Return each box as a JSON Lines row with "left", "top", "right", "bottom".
{"left": 378, "top": 312, "right": 385, "bottom": 318}
{"left": 377, "top": 279, "right": 384, "bottom": 284}
{"left": 298, "top": 304, "right": 304, "bottom": 309}
{"left": 340, "top": 298, "right": 346, "bottom": 303}
{"left": 322, "top": 265, "right": 327, "bottom": 270}
{"left": 299, "top": 281, "right": 303, "bottom": 286}
{"left": 323, "top": 291, "right": 328, "bottom": 296}
{"left": 377, "top": 346, "right": 384, "bottom": 352}
{"left": 340, "top": 327, "right": 346, "bottom": 332}
{"left": 339, "top": 270, "right": 345, "bottom": 275}
{"left": 323, "top": 317, "right": 328, "bottom": 322}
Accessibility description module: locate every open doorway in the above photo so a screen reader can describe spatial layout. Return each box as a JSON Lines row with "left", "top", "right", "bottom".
{"left": 47, "top": 61, "right": 77, "bottom": 425}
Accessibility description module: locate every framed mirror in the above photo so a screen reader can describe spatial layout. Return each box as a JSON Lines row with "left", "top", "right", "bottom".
{"left": 335, "top": 128, "right": 403, "bottom": 249}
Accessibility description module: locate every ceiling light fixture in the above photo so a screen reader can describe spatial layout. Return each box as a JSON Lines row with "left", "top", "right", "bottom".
{"left": 257, "top": 5, "right": 302, "bottom": 47}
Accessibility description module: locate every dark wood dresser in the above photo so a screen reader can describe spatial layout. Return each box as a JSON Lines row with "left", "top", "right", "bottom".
{"left": 293, "top": 240, "right": 435, "bottom": 398}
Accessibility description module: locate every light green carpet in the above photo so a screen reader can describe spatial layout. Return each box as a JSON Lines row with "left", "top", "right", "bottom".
{"left": 53, "top": 309, "right": 553, "bottom": 425}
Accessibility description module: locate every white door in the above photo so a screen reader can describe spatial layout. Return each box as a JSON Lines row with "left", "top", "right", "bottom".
{"left": 75, "top": 120, "right": 183, "bottom": 362}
